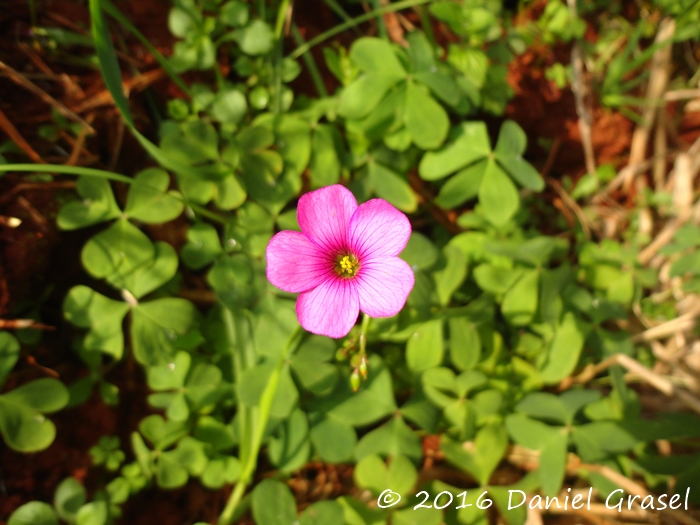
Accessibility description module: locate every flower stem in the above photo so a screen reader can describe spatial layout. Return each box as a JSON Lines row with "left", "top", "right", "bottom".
{"left": 217, "top": 319, "right": 303, "bottom": 525}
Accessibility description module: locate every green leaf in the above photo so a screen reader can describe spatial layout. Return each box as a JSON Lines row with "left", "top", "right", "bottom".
{"left": 352, "top": 37, "right": 406, "bottom": 78}
{"left": 516, "top": 393, "right": 570, "bottom": 425}
{"left": 237, "top": 20, "right": 274, "bottom": 55}
{"left": 181, "top": 222, "right": 223, "bottom": 269}
{"left": 270, "top": 365, "right": 299, "bottom": 419}
{"left": 473, "top": 265, "right": 523, "bottom": 295}
{"left": 434, "top": 244, "right": 467, "bottom": 306}
{"left": 354, "top": 416, "right": 422, "bottom": 462}
{"left": 186, "top": 362, "right": 224, "bottom": 409}
{"left": 0, "top": 331, "right": 20, "bottom": 386}
{"left": 539, "top": 431, "right": 568, "bottom": 496}
{"left": 299, "top": 501, "right": 345, "bottom": 525}
{"left": 210, "top": 88, "right": 247, "bottom": 124}
{"left": 81, "top": 219, "right": 155, "bottom": 286}
{"left": 501, "top": 270, "right": 539, "bottom": 326}
{"left": 404, "top": 81, "right": 449, "bottom": 150}
{"left": 147, "top": 351, "right": 191, "bottom": 390}
{"left": 505, "top": 413, "right": 560, "bottom": 450}
{"left": 418, "top": 122, "right": 491, "bottom": 180}
{"left": 290, "top": 337, "right": 338, "bottom": 396}
{"left": 338, "top": 37, "right": 406, "bottom": 119}
{"left": 8, "top": 502, "right": 59, "bottom": 525}
{"left": 220, "top": 1, "right": 248, "bottom": 26}
{"left": 215, "top": 174, "right": 247, "bottom": 210}
{"left": 309, "top": 124, "right": 341, "bottom": 189}
{"left": 156, "top": 452, "right": 188, "bottom": 488}
{"left": 168, "top": 436, "right": 208, "bottom": 475}
{"left": 201, "top": 456, "right": 241, "bottom": 488}
{"left": 310, "top": 416, "right": 357, "bottom": 463}
{"left": 269, "top": 409, "right": 310, "bottom": 472}
{"left": 54, "top": 477, "right": 87, "bottom": 522}
{"left": 478, "top": 159, "right": 519, "bottom": 226}
{"left": 354, "top": 454, "right": 417, "bottom": 497}
{"left": 494, "top": 120, "right": 527, "bottom": 157}
{"left": 449, "top": 318, "right": 481, "bottom": 371}
{"left": 161, "top": 120, "right": 219, "bottom": 165}
{"left": 539, "top": 312, "right": 589, "bottom": 384}
{"left": 124, "top": 168, "right": 184, "bottom": 223}
{"left": 441, "top": 424, "right": 508, "bottom": 485}
{"left": 238, "top": 362, "right": 275, "bottom": 407}
{"left": 435, "top": 159, "right": 488, "bottom": 209}
{"left": 252, "top": 479, "right": 297, "bottom": 525}
{"left": 2, "top": 377, "right": 69, "bottom": 412}
{"left": 496, "top": 154, "right": 544, "bottom": 192}
{"left": 57, "top": 177, "right": 120, "bottom": 230}
{"left": 313, "top": 355, "right": 396, "bottom": 427}
{"left": 75, "top": 501, "right": 108, "bottom": 525}
{"left": 406, "top": 319, "right": 444, "bottom": 372}
{"left": 131, "top": 298, "right": 198, "bottom": 365}
{"left": 339, "top": 74, "right": 403, "bottom": 120}
{"left": 393, "top": 506, "right": 443, "bottom": 525}
{"left": 63, "top": 286, "right": 129, "bottom": 359}
{"left": 0, "top": 378, "right": 68, "bottom": 452}
{"left": 369, "top": 161, "right": 417, "bottom": 213}
{"left": 122, "top": 241, "right": 178, "bottom": 299}
{"left": 139, "top": 414, "right": 188, "bottom": 450}
{"left": 400, "top": 233, "right": 438, "bottom": 270}
{"left": 571, "top": 421, "right": 638, "bottom": 462}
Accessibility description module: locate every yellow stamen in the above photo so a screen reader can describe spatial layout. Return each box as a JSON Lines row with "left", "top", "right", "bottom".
{"left": 335, "top": 254, "right": 359, "bottom": 278}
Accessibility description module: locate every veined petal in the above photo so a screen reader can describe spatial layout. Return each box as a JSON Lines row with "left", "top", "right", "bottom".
{"left": 349, "top": 199, "right": 411, "bottom": 259}
{"left": 298, "top": 185, "right": 357, "bottom": 252}
{"left": 356, "top": 257, "right": 415, "bottom": 317}
{"left": 296, "top": 277, "right": 360, "bottom": 338}
{"left": 266, "top": 231, "right": 331, "bottom": 293}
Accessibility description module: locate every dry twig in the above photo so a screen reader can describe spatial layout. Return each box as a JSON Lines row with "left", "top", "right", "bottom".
{"left": 0, "top": 107, "right": 45, "bottom": 163}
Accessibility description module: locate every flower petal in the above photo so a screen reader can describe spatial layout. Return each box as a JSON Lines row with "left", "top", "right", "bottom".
{"left": 266, "top": 231, "right": 332, "bottom": 293}
{"left": 356, "top": 257, "right": 415, "bottom": 317}
{"left": 298, "top": 185, "right": 357, "bottom": 252}
{"left": 348, "top": 199, "right": 411, "bottom": 259}
{"left": 296, "top": 277, "right": 360, "bottom": 338}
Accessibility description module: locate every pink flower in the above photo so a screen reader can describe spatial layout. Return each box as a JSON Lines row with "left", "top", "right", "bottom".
{"left": 266, "top": 185, "right": 415, "bottom": 338}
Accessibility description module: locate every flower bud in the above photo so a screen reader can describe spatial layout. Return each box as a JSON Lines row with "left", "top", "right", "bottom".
{"left": 359, "top": 358, "right": 367, "bottom": 379}
{"left": 350, "top": 370, "right": 361, "bottom": 392}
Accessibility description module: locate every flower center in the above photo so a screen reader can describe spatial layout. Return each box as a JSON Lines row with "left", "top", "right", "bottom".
{"left": 335, "top": 253, "right": 360, "bottom": 278}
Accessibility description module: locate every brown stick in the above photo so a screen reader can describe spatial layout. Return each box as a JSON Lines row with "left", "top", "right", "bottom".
{"left": 0, "top": 61, "right": 95, "bottom": 134}
{"left": 0, "top": 108, "right": 45, "bottom": 163}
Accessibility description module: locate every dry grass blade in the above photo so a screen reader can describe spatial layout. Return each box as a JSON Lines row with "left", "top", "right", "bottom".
{"left": 566, "top": 0, "right": 596, "bottom": 178}
{"left": 71, "top": 68, "right": 166, "bottom": 114}
{"left": 624, "top": 18, "right": 675, "bottom": 191}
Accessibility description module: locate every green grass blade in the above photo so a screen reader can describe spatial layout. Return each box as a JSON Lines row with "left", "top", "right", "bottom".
{"left": 101, "top": 0, "right": 191, "bottom": 96}
{"left": 320, "top": 0, "right": 361, "bottom": 33}
{"left": 289, "top": 0, "right": 432, "bottom": 59}
{"left": 88, "top": 0, "right": 223, "bottom": 189}
{"left": 0, "top": 163, "right": 227, "bottom": 223}
{"left": 291, "top": 24, "right": 328, "bottom": 97}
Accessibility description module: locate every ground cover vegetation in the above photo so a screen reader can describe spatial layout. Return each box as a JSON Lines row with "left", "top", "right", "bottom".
{"left": 2, "top": 0, "right": 700, "bottom": 524}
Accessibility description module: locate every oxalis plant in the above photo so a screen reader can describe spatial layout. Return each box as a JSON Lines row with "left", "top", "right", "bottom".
{"left": 3, "top": 1, "right": 700, "bottom": 525}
